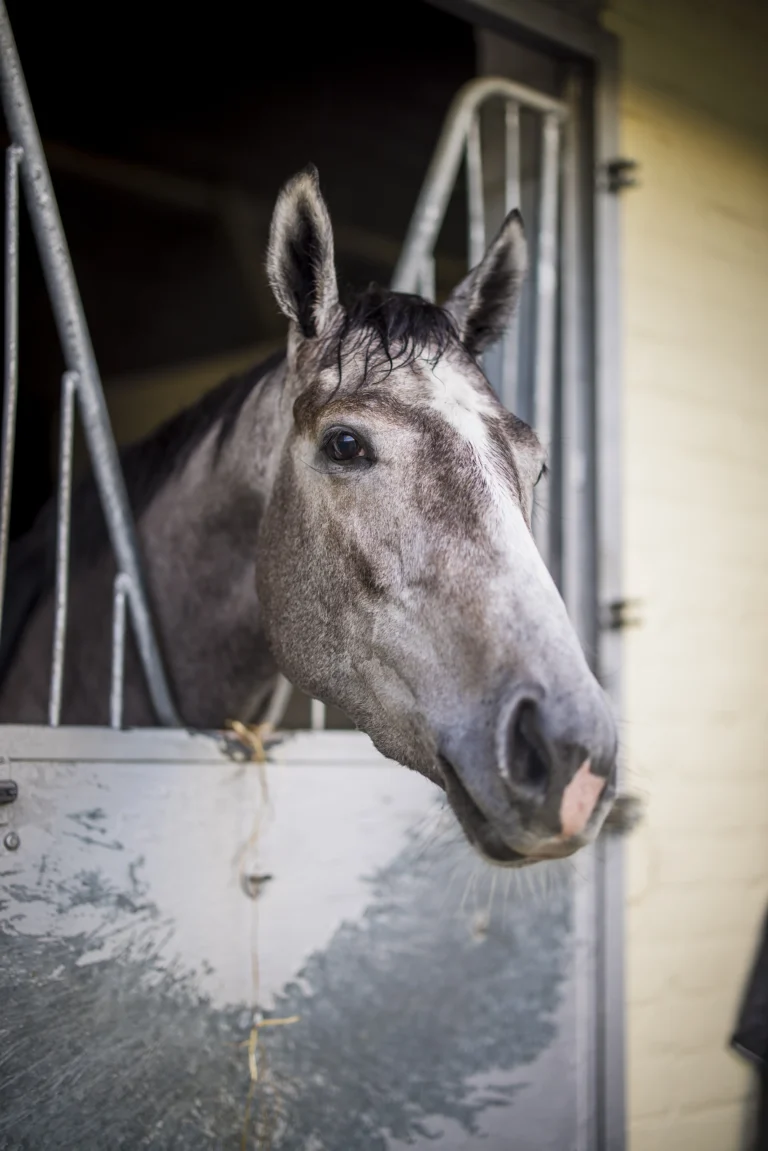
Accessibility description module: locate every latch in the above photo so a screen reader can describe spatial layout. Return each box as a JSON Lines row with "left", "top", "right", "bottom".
{"left": 0, "top": 779, "right": 18, "bottom": 805}
{"left": 602, "top": 598, "right": 643, "bottom": 631}
{"left": 603, "top": 158, "right": 640, "bottom": 194}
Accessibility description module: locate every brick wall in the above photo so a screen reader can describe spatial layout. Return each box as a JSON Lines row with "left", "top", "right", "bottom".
{"left": 602, "top": 1, "right": 768, "bottom": 1147}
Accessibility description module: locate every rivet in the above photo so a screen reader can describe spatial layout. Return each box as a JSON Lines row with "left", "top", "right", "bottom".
{"left": 3, "top": 831, "right": 20, "bottom": 851}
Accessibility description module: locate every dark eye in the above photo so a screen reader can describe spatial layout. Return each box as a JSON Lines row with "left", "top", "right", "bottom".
{"left": 535, "top": 463, "right": 548, "bottom": 487}
{"left": 325, "top": 430, "right": 365, "bottom": 463}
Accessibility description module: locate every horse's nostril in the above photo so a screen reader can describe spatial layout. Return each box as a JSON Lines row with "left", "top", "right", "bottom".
{"left": 505, "top": 697, "right": 551, "bottom": 800}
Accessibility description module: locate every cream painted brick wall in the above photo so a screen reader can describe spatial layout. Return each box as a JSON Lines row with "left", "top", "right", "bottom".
{"left": 602, "top": 0, "right": 768, "bottom": 1147}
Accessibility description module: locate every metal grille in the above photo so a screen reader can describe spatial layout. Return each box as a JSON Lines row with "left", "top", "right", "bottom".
{"left": 0, "top": 1, "right": 179, "bottom": 728}
{"left": 392, "top": 76, "right": 568, "bottom": 562}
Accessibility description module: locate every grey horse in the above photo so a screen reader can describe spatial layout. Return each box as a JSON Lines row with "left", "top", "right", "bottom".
{"left": 0, "top": 166, "right": 619, "bottom": 866}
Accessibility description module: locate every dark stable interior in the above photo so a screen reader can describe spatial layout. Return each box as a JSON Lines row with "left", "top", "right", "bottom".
{"left": 4, "top": 0, "right": 477, "bottom": 540}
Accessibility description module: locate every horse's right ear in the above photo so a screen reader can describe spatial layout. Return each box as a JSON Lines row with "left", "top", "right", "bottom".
{"left": 444, "top": 209, "right": 527, "bottom": 356}
{"left": 266, "top": 166, "right": 339, "bottom": 340}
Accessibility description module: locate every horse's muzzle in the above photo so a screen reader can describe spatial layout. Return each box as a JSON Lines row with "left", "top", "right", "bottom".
{"left": 439, "top": 683, "right": 617, "bottom": 866}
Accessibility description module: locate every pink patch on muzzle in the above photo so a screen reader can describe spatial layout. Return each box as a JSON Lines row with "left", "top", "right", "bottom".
{"left": 558, "top": 759, "right": 606, "bottom": 839}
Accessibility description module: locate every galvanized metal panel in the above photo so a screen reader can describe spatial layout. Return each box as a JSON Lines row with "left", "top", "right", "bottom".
{"left": 1, "top": 728, "right": 590, "bottom": 1149}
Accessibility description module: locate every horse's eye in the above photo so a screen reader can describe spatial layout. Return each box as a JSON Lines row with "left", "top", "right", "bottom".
{"left": 535, "top": 463, "right": 548, "bottom": 487}
{"left": 325, "top": 430, "right": 364, "bottom": 463}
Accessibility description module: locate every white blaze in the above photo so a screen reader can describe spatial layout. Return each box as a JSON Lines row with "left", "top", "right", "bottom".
{"left": 426, "top": 358, "right": 572, "bottom": 631}
{"left": 428, "top": 360, "right": 498, "bottom": 461}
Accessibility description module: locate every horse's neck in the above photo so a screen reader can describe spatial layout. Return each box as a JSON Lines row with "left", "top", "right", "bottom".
{"left": 136, "top": 360, "right": 289, "bottom": 728}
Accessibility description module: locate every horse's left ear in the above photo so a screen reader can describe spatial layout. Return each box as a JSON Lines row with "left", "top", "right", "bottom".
{"left": 266, "top": 165, "right": 339, "bottom": 339}
{"left": 444, "top": 209, "right": 528, "bottom": 356}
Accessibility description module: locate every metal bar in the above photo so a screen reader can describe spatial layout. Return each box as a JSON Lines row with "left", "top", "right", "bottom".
{"left": 392, "top": 76, "right": 567, "bottom": 294}
{"left": 593, "top": 40, "right": 627, "bottom": 1151}
{"left": 310, "top": 699, "right": 327, "bottom": 732}
{"left": 110, "top": 572, "right": 131, "bottom": 730}
{"left": 0, "top": 2, "right": 180, "bottom": 727}
{"left": 47, "top": 371, "right": 77, "bottom": 727}
{"left": 504, "top": 101, "right": 521, "bottom": 216}
{"left": 501, "top": 101, "right": 522, "bottom": 411}
{"left": 417, "top": 255, "right": 436, "bottom": 303}
{"left": 261, "top": 674, "right": 293, "bottom": 731}
{"left": 560, "top": 90, "right": 590, "bottom": 646}
{"left": 533, "top": 113, "right": 561, "bottom": 442}
{"left": 465, "top": 113, "right": 485, "bottom": 268}
{"left": 532, "top": 112, "right": 561, "bottom": 564}
{"left": 560, "top": 70, "right": 599, "bottom": 1151}
{"left": 0, "top": 141, "right": 21, "bottom": 639}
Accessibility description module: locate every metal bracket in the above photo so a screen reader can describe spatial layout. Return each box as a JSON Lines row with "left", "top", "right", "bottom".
{"left": 602, "top": 598, "right": 643, "bottom": 631}
{"left": 0, "top": 779, "right": 18, "bottom": 804}
{"left": 603, "top": 157, "right": 639, "bottom": 194}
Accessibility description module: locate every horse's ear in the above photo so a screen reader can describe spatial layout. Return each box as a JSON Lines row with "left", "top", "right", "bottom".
{"left": 444, "top": 209, "right": 528, "bottom": 356}
{"left": 266, "top": 166, "right": 339, "bottom": 339}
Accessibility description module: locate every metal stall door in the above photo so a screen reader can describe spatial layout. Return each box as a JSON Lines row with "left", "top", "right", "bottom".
{"left": 2, "top": 726, "right": 588, "bottom": 1151}
{"left": 0, "top": 7, "right": 619, "bottom": 1149}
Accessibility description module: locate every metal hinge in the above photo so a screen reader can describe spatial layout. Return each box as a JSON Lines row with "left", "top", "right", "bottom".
{"left": 602, "top": 158, "right": 640, "bottom": 194}
{"left": 0, "top": 779, "right": 18, "bottom": 805}
{"left": 602, "top": 598, "right": 643, "bottom": 631}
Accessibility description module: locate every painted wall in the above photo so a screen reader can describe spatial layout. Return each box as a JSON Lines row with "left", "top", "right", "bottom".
{"left": 602, "top": 1, "right": 768, "bottom": 1147}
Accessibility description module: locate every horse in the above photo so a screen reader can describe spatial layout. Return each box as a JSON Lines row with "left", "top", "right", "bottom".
{"left": 0, "top": 166, "right": 618, "bottom": 866}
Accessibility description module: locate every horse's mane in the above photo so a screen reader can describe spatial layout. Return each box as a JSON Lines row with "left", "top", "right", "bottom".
{"left": 327, "top": 284, "right": 457, "bottom": 379}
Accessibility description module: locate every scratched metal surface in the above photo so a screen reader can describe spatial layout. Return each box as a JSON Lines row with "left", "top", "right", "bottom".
{"left": 0, "top": 731, "right": 582, "bottom": 1150}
